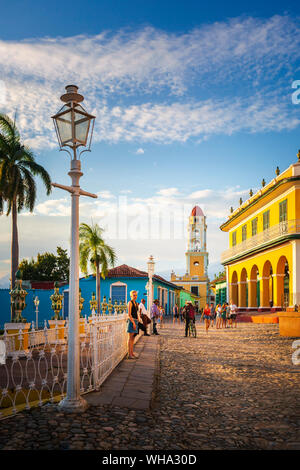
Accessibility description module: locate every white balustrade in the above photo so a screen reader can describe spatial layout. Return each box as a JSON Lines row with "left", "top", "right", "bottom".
{"left": 221, "top": 219, "right": 300, "bottom": 263}
{"left": 0, "top": 312, "right": 130, "bottom": 419}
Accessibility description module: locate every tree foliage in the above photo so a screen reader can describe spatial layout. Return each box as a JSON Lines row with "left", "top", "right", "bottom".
{"left": 19, "top": 247, "right": 69, "bottom": 282}
{"left": 79, "top": 222, "right": 117, "bottom": 312}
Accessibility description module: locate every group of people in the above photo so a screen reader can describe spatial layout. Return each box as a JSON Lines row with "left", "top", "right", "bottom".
{"left": 201, "top": 302, "right": 238, "bottom": 332}
{"left": 126, "top": 290, "right": 239, "bottom": 358}
{"left": 126, "top": 290, "right": 165, "bottom": 359}
{"left": 173, "top": 300, "right": 239, "bottom": 335}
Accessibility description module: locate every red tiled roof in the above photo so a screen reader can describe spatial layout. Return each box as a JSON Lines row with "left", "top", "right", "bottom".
{"left": 106, "top": 264, "right": 180, "bottom": 289}
{"left": 107, "top": 264, "right": 148, "bottom": 278}
{"left": 191, "top": 205, "right": 204, "bottom": 216}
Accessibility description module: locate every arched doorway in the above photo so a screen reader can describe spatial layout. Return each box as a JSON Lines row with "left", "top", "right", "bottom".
{"left": 276, "top": 256, "right": 290, "bottom": 309}
{"left": 261, "top": 260, "right": 273, "bottom": 310}
{"left": 249, "top": 265, "right": 259, "bottom": 308}
{"left": 239, "top": 268, "right": 248, "bottom": 309}
{"left": 230, "top": 271, "right": 238, "bottom": 306}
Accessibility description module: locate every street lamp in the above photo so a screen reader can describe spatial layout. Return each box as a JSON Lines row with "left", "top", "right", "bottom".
{"left": 147, "top": 255, "right": 155, "bottom": 314}
{"left": 52, "top": 85, "right": 97, "bottom": 413}
{"left": 34, "top": 296, "right": 40, "bottom": 329}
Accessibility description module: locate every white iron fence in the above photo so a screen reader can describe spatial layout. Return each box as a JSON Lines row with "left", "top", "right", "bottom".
{"left": 0, "top": 313, "right": 130, "bottom": 419}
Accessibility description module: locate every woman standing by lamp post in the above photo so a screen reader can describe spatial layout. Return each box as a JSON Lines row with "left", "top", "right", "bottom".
{"left": 127, "top": 290, "right": 139, "bottom": 359}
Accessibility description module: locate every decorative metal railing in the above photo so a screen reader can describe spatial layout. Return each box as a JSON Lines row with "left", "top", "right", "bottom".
{"left": 80, "top": 313, "right": 128, "bottom": 393}
{"left": 0, "top": 312, "right": 131, "bottom": 419}
{"left": 221, "top": 219, "right": 300, "bottom": 262}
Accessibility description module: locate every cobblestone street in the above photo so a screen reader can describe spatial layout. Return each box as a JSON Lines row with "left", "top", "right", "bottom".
{"left": 0, "top": 321, "right": 299, "bottom": 450}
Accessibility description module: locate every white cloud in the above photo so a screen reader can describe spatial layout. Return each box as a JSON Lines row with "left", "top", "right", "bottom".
{"left": 157, "top": 188, "right": 180, "bottom": 197}
{"left": 119, "top": 189, "right": 132, "bottom": 194}
{"left": 0, "top": 15, "right": 299, "bottom": 148}
{"left": 97, "top": 190, "right": 115, "bottom": 199}
{"left": 135, "top": 148, "right": 145, "bottom": 155}
{"left": 188, "top": 189, "right": 213, "bottom": 199}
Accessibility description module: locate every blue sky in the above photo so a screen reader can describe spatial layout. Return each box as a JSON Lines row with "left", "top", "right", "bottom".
{"left": 1, "top": 1, "right": 300, "bottom": 282}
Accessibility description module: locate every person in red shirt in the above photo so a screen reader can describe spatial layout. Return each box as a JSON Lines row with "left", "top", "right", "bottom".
{"left": 201, "top": 303, "right": 211, "bottom": 333}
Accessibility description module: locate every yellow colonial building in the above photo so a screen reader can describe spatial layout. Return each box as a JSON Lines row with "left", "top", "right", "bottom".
{"left": 220, "top": 155, "right": 300, "bottom": 312}
{"left": 171, "top": 206, "right": 209, "bottom": 309}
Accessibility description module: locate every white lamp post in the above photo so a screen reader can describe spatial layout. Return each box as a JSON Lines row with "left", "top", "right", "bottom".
{"left": 147, "top": 255, "right": 155, "bottom": 314}
{"left": 52, "top": 85, "right": 97, "bottom": 412}
{"left": 34, "top": 296, "right": 39, "bottom": 329}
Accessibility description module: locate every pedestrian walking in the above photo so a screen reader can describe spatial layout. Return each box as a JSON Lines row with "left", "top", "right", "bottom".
{"left": 159, "top": 305, "right": 165, "bottom": 329}
{"left": 127, "top": 290, "right": 139, "bottom": 359}
{"left": 183, "top": 301, "right": 195, "bottom": 337}
{"left": 179, "top": 306, "right": 184, "bottom": 322}
{"left": 210, "top": 303, "right": 216, "bottom": 327}
{"left": 139, "top": 298, "right": 151, "bottom": 336}
{"left": 202, "top": 303, "right": 211, "bottom": 333}
{"left": 150, "top": 299, "right": 160, "bottom": 335}
{"left": 229, "top": 301, "right": 238, "bottom": 328}
{"left": 216, "top": 304, "right": 222, "bottom": 329}
{"left": 173, "top": 304, "right": 180, "bottom": 325}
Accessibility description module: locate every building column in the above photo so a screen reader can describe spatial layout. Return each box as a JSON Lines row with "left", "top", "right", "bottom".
{"left": 238, "top": 281, "right": 247, "bottom": 309}
{"left": 225, "top": 266, "right": 229, "bottom": 303}
{"left": 259, "top": 276, "right": 271, "bottom": 311}
{"left": 292, "top": 240, "right": 300, "bottom": 307}
{"left": 229, "top": 282, "right": 238, "bottom": 305}
{"left": 272, "top": 273, "right": 285, "bottom": 310}
{"left": 247, "top": 279, "right": 257, "bottom": 309}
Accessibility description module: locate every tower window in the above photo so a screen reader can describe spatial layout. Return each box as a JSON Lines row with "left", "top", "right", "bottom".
{"left": 194, "top": 261, "right": 199, "bottom": 266}
{"left": 191, "top": 286, "right": 199, "bottom": 295}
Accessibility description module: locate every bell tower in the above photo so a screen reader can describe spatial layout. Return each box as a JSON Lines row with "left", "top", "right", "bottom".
{"left": 186, "top": 206, "right": 208, "bottom": 277}
{"left": 171, "top": 205, "right": 209, "bottom": 309}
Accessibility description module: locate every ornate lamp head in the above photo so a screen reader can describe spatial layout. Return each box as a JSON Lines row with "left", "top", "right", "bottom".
{"left": 101, "top": 296, "right": 108, "bottom": 315}
{"left": 79, "top": 288, "right": 84, "bottom": 318}
{"left": 9, "top": 269, "right": 28, "bottom": 323}
{"left": 89, "top": 292, "right": 97, "bottom": 313}
{"left": 50, "top": 281, "right": 63, "bottom": 320}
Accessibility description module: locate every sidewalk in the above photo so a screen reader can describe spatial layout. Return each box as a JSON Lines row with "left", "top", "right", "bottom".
{"left": 85, "top": 334, "right": 159, "bottom": 410}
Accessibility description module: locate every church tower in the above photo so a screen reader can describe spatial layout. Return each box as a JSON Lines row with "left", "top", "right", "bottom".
{"left": 171, "top": 205, "right": 209, "bottom": 309}
{"left": 186, "top": 205, "right": 208, "bottom": 278}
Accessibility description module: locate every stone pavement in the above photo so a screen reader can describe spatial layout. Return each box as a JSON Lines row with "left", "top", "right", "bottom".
{"left": 85, "top": 334, "right": 159, "bottom": 410}
{"left": 0, "top": 320, "right": 299, "bottom": 450}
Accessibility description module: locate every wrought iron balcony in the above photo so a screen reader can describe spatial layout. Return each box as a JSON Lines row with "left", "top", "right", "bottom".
{"left": 221, "top": 219, "right": 300, "bottom": 263}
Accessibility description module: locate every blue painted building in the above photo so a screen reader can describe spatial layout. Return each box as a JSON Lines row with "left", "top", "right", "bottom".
{"left": 0, "top": 264, "right": 180, "bottom": 328}
{"left": 62, "top": 264, "right": 179, "bottom": 318}
{"left": 0, "top": 287, "right": 62, "bottom": 329}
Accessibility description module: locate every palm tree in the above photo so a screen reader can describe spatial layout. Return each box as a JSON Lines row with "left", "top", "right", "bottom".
{"left": 0, "top": 114, "right": 51, "bottom": 304}
{"left": 79, "top": 222, "right": 117, "bottom": 313}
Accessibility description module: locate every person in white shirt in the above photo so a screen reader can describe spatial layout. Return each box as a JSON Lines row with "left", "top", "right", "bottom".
{"left": 229, "top": 302, "right": 238, "bottom": 328}
{"left": 173, "top": 304, "right": 180, "bottom": 325}
{"left": 139, "top": 298, "right": 150, "bottom": 336}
